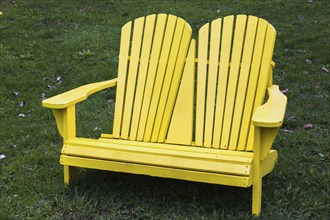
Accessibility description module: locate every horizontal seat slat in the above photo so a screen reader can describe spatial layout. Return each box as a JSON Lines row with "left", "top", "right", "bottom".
{"left": 90, "top": 137, "right": 252, "bottom": 160}
{"left": 99, "top": 136, "right": 253, "bottom": 158}
{"left": 63, "top": 138, "right": 252, "bottom": 176}
{"left": 61, "top": 155, "right": 252, "bottom": 187}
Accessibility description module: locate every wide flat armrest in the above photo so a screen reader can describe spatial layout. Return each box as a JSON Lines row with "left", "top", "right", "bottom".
{"left": 42, "top": 78, "right": 117, "bottom": 109}
{"left": 252, "top": 85, "right": 287, "bottom": 127}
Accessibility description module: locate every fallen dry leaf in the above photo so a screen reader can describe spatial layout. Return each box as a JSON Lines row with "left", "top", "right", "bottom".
{"left": 305, "top": 59, "right": 312, "bottom": 64}
{"left": 55, "top": 76, "right": 62, "bottom": 83}
{"left": 303, "top": 123, "right": 314, "bottom": 130}
{"left": 47, "top": 85, "right": 55, "bottom": 90}
{"left": 12, "top": 91, "right": 19, "bottom": 96}
{"left": 307, "top": 103, "right": 316, "bottom": 109}
{"left": 321, "top": 67, "right": 329, "bottom": 73}
{"left": 282, "top": 128, "right": 293, "bottom": 133}
{"left": 18, "top": 101, "right": 25, "bottom": 107}
{"left": 281, "top": 88, "right": 289, "bottom": 94}
{"left": 287, "top": 115, "right": 297, "bottom": 121}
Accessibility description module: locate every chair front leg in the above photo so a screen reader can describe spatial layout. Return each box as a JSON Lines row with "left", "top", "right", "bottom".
{"left": 64, "top": 165, "right": 76, "bottom": 186}
{"left": 52, "top": 106, "right": 77, "bottom": 185}
{"left": 252, "top": 126, "right": 262, "bottom": 216}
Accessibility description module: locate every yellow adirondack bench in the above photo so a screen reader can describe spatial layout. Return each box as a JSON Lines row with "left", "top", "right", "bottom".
{"left": 42, "top": 14, "right": 287, "bottom": 216}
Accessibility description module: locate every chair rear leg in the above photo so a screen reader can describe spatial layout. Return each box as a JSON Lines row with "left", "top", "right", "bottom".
{"left": 64, "top": 165, "right": 76, "bottom": 186}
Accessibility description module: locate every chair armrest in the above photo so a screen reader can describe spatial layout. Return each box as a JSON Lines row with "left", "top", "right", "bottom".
{"left": 252, "top": 85, "right": 287, "bottom": 127}
{"left": 42, "top": 78, "right": 117, "bottom": 109}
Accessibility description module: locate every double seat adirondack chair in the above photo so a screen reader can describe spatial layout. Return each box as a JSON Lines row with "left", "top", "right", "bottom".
{"left": 42, "top": 14, "right": 287, "bottom": 215}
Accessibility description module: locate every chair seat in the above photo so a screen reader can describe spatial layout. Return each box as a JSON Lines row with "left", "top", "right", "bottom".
{"left": 62, "top": 137, "right": 253, "bottom": 176}
{"left": 59, "top": 137, "right": 277, "bottom": 187}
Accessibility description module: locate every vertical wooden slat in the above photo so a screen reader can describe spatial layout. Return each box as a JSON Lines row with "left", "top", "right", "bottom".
{"left": 220, "top": 15, "right": 247, "bottom": 149}
{"left": 246, "top": 23, "right": 276, "bottom": 151}
{"left": 144, "top": 15, "right": 178, "bottom": 142}
{"left": 158, "top": 25, "right": 192, "bottom": 142}
{"left": 237, "top": 18, "right": 267, "bottom": 150}
{"left": 112, "top": 21, "right": 132, "bottom": 138}
{"left": 195, "top": 23, "right": 209, "bottom": 146}
{"left": 204, "top": 18, "right": 222, "bottom": 148}
{"left": 137, "top": 14, "right": 167, "bottom": 141}
{"left": 212, "top": 16, "right": 234, "bottom": 148}
{"left": 120, "top": 17, "right": 145, "bottom": 139}
{"left": 151, "top": 18, "right": 186, "bottom": 142}
{"left": 166, "top": 40, "right": 196, "bottom": 145}
{"left": 228, "top": 16, "right": 258, "bottom": 150}
{"left": 129, "top": 14, "right": 156, "bottom": 140}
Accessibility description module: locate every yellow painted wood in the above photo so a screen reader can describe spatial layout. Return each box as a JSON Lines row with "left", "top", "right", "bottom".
{"left": 246, "top": 22, "right": 276, "bottom": 151}
{"left": 220, "top": 15, "right": 247, "bottom": 149}
{"left": 195, "top": 23, "right": 209, "bottom": 146}
{"left": 51, "top": 105, "right": 76, "bottom": 141}
{"left": 204, "top": 18, "right": 222, "bottom": 148}
{"left": 120, "top": 17, "right": 145, "bottom": 139}
{"left": 158, "top": 24, "right": 192, "bottom": 142}
{"left": 144, "top": 15, "right": 178, "bottom": 142}
{"left": 130, "top": 14, "right": 156, "bottom": 140}
{"left": 61, "top": 155, "right": 251, "bottom": 187}
{"left": 166, "top": 40, "right": 196, "bottom": 145}
{"left": 62, "top": 138, "right": 252, "bottom": 176}
{"left": 63, "top": 165, "right": 75, "bottom": 186}
{"left": 268, "top": 64, "right": 273, "bottom": 87}
{"left": 98, "top": 137, "right": 253, "bottom": 158}
{"left": 101, "top": 133, "right": 113, "bottom": 139}
{"left": 253, "top": 85, "right": 286, "bottom": 159}
{"left": 252, "top": 85, "right": 287, "bottom": 127}
{"left": 137, "top": 14, "right": 167, "bottom": 141}
{"left": 42, "top": 15, "right": 286, "bottom": 216}
{"left": 212, "top": 15, "right": 234, "bottom": 148}
{"left": 151, "top": 18, "right": 187, "bottom": 142}
{"left": 229, "top": 16, "right": 258, "bottom": 150}
{"left": 42, "top": 79, "right": 117, "bottom": 109}
{"left": 252, "top": 126, "right": 262, "bottom": 216}
{"left": 259, "top": 127, "right": 279, "bottom": 160}
{"left": 261, "top": 149, "right": 278, "bottom": 177}
{"left": 66, "top": 138, "right": 252, "bottom": 164}
{"left": 113, "top": 22, "right": 132, "bottom": 138}
{"left": 237, "top": 19, "right": 268, "bottom": 151}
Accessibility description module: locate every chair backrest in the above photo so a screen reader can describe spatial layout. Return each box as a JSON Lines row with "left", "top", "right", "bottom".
{"left": 112, "top": 14, "right": 192, "bottom": 142}
{"left": 112, "top": 14, "right": 276, "bottom": 152}
{"left": 195, "top": 15, "right": 276, "bottom": 151}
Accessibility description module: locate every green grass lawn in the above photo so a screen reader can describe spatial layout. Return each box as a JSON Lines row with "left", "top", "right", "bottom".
{"left": 1, "top": 0, "right": 329, "bottom": 219}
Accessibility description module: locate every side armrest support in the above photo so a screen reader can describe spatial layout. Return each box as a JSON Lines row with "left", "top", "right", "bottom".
{"left": 42, "top": 78, "right": 117, "bottom": 109}
{"left": 252, "top": 85, "right": 287, "bottom": 128}
{"left": 252, "top": 85, "right": 287, "bottom": 160}
{"left": 42, "top": 78, "right": 117, "bottom": 140}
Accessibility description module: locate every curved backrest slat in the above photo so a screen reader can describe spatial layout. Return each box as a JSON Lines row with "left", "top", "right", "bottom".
{"left": 144, "top": 15, "right": 182, "bottom": 142}
{"left": 220, "top": 15, "right": 247, "bottom": 149}
{"left": 195, "top": 23, "right": 209, "bottom": 147}
{"left": 113, "top": 21, "right": 132, "bottom": 138}
{"left": 237, "top": 18, "right": 268, "bottom": 150}
{"left": 212, "top": 16, "right": 234, "bottom": 149}
{"left": 204, "top": 18, "right": 222, "bottom": 148}
{"left": 129, "top": 15, "right": 156, "bottom": 140}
